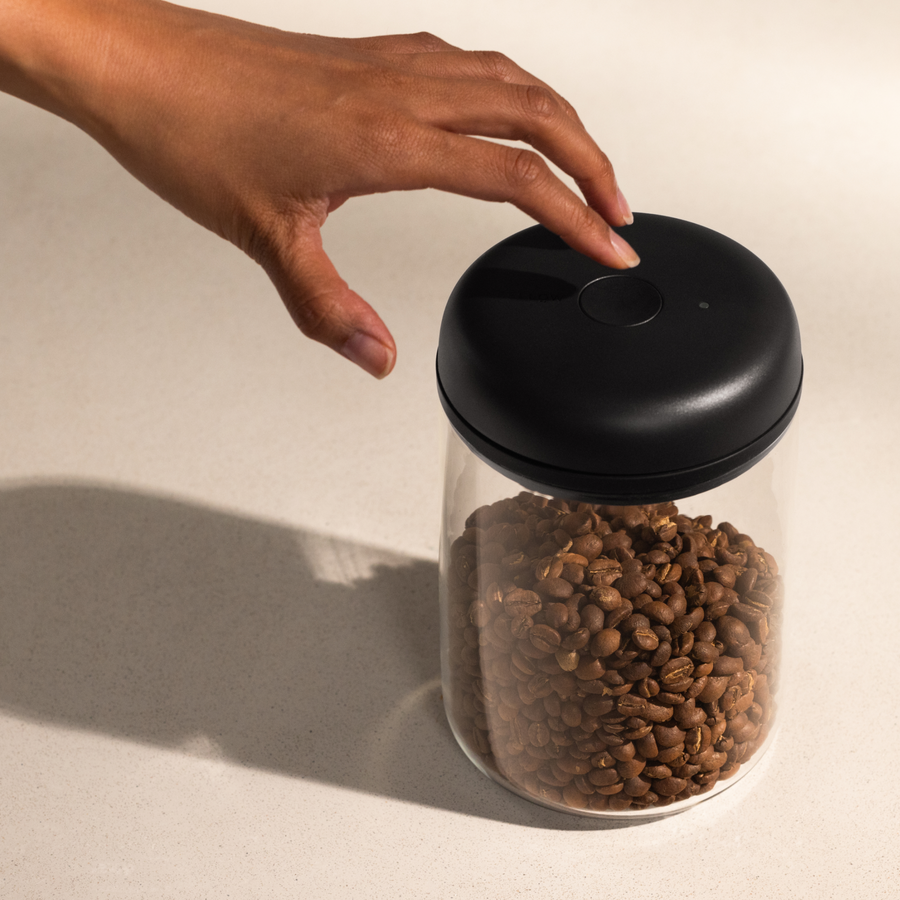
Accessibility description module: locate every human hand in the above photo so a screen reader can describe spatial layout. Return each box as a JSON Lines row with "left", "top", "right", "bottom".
{"left": 1, "top": 0, "right": 638, "bottom": 377}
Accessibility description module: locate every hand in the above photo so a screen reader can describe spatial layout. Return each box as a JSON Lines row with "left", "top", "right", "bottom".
{"left": 1, "top": 0, "right": 638, "bottom": 377}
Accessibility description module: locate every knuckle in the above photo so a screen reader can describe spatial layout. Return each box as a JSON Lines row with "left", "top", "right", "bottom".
{"left": 517, "top": 84, "right": 558, "bottom": 121}
{"left": 405, "top": 31, "right": 447, "bottom": 52}
{"left": 290, "top": 290, "right": 338, "bottom": 339}
{"left": 476, "top": 50, "right": 518, "bottom": 83}
{"left": 502, "top": 147, "right": 548, "bottom": 193}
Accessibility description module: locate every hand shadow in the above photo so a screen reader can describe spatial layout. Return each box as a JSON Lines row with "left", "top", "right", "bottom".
{"left": 0, "top": 482, "right": 622, "bottom": 830}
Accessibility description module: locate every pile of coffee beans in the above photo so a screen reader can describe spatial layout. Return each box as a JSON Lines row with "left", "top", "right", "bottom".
{"left": 445, "top": 493, "right": 782, "bottom": 814}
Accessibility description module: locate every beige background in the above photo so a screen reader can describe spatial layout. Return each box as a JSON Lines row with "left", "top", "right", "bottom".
{"left": 2, "top": 0, "right": 898, "bottom": 896}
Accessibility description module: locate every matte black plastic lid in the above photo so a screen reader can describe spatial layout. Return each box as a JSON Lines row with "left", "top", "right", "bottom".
{"left": 436, "top": 213, "right": 803, "bottom": 503}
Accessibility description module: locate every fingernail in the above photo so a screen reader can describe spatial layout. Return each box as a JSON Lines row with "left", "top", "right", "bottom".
{"left": 617, "top": 187, "right": 634, "bottom": 225}
{"left": 341, "top": 331, "right": 395, "bottom": 378}
{"left": 610, "top": 230, "right": 640, "bottom": 268}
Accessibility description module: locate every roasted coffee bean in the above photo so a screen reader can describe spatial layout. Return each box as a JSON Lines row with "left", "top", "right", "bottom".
{"left": 653, "top": 724, "right": 687, "bottom": 748}
{"left": 660, "top": 657, "right": 695, "bottom": 686}
{"left": 604, "top": 600, "right": 633, "bottom": 630}
{"left": 544, "top": 602, "right": 569, "bottom": 630}
{"left": 588, "top": 767, "right": 621, "bottom": 787}
{"left": 654, "top": 776, "right": 688, "bottom": 797}
{"left": 644, "top": 600, "right": 676, "bottom": 625}
{"left": 644, "top": 702, "right": 674, "bottom": 723}
{"left": 530, "top": 624, "right": 562, "bottom": 652}
{"left": 554, "top": 649, "right": 579, "bottom": 672}
{"left": 711, "top": 654, "right": 744, "bottom": 676}
{"left": 591, "top": 627, "right": 621, "bottom": 658}
{"left": 572, "top": 533, "right": 604, "bottom": 560}
{"left": 617, "top": 693, "right": 649, "bottom": 717}
{"left": 589, "top": 584, "right": 624, "bottom": 611}
{"left": 691, "top": 640, "right": 719, "bottom": 664}
{"left": 617, "top": 758, "right": 646, "bottom": 779}
{"left": 674, "top": 699, "right": 706, "bottom": 729}
{"left": 730, "top": 602, "right": 770, "bottom": 643}
{"left": 575, "top": 657, "right": 606, "bottom": 681}
{"left": 716, "top": 616, "right": 751, "bottom": 649}
{"left": 672, "top": 607, "right": 705, "bottom": 636}
{"left": 620, "top": 661, "right": 654, "bottom": 682}
{"left": 561, "top": 563, "right": 586, "bottom": 585}
{"left": 650, "top": 641, "right": 673, "bottom": 669}
{"left": 503, "top": 589, "right": 542, "bottom": 617}
{"left": 580, "top": 605, "right": 606, "bottom": 634}
{"left": 534, "top": 577, "right": 574, "bottom": 600}
{"left": 561, "top": 511, "right": 594, "bottom": 536}
{"left": 616, "top": 570, "right": 649, "bottom": 600}
{"left": 579, "top": 696, "right": 612, "bottom": 718}
{"left": 656, "top": 746, "right": 688, "bottom": 766}
{"left": 560, "top": 627, "right": 591, "bottom": 652}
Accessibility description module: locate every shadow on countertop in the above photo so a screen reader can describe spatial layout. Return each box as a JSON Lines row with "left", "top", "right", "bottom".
{"left": 0, "top": 482, "right": 627, "bottom": 831}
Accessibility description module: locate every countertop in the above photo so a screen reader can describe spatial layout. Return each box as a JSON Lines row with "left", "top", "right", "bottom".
{"left": 2, "top": 0, "right": 899, "bottom": 896}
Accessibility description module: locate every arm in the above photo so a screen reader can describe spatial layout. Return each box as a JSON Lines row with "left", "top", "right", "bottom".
{"left": 0, "top": 0, "right": 638, "bottom": 377}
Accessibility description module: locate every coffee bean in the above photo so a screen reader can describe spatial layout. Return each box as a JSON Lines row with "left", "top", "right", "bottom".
{"left": 696, "top": 675, "right": 730, "bottom": 703}
{"left": 503, "top": 589, "right": 542, "bottom": 618}
{"left": 604, "top": 600, "right": 633, "bottom": 630}
{"left": 561, "top": 511, "right": 594, "bottom": 536}
{"left": 575, "top": 657, "right": 606, "bottom": 681}
{"left": 619, "top": 661, "right": 654, "bottom": 682}
{"left": 654, "top": 776, "right": 688, "bottom": 797}
{"left": 534, "top": 577, "right": 574, "bottom": 600}
{"left": 589, "top": 584, "right": 624, "bottom": 611}
{"left": 617, "top": 758, "right": 646, "bottom": 779}
{"left": 711, "top": 655, "right": 744, "bottom": 676}
{"left": 643, "top": 702, "right": 674, "bottom": 724}
{"left": 554, "top": 649, "right": 579, "bottom": 671}
{"left": 579, "top": 605, "right": 605, "bottom": 634}
{"left": 529, "top": 624, "right": 562, "bottom": 653}
{"left": 653, "top": 724, "right": 687, "bottom": 748}
{"left": 729, "top": 602, "right": 770, "bottom": 643}
{"left": 674, "top": 699, "right": 706, "bottom": 729}
{"left": 650, "top": 640, "right": 673, "bottom": 668}
{"left": 644, "top": 600, "right": 676, "bottom": 625}
{"left": 616, "top": 570, "right": 649, "bottom": 600}
{"left": 716, "top": 616, "right": 751, "bottom": 649}
{"left": 591, "top": 627, "right": 621, "bottom": 658}
{"left": 617, "top": 693, "right": 649, "bottom": 717}
{"left": 553, "top": 629, "right": 584, "bottom": 654}
{"left": 671, "top": 607, "right": 705, "bottom": 636}
{"left": 660, "top": 657, "right": 694, "bottom": 686}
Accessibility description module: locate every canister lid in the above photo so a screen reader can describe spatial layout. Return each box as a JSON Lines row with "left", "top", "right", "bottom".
{"left": 436, "top": 213, "right": 803, "bottom": 503}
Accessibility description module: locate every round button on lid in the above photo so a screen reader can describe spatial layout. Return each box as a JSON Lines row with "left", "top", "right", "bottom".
{"left": 436, "top": 213, "right": 803, "bottom": 502}
{"left": 578, "top": 275, "right": 663, "bottom": 326}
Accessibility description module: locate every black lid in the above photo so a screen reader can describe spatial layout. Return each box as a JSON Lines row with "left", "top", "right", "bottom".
{"left": 436, "top": 213, "right": 803, "bottom": 503}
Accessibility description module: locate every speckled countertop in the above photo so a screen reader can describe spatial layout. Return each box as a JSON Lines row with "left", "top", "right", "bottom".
{"left": 2, "top": 1, "right": 899, "bottom": 896}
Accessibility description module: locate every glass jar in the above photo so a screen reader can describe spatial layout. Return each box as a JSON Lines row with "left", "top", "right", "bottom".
{"left": 436, "top": 214, "right": 802, "bottom": 819}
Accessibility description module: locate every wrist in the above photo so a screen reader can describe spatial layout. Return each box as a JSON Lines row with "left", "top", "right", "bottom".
{"left": 0, "top": 0, "right": 170, "bottom": 138}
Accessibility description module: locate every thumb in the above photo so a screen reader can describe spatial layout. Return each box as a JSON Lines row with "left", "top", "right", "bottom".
{"left": 263, "top": 227, "right": 397, "bottom": 379}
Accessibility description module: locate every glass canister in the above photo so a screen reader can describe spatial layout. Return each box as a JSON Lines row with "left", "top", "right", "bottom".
{"left": 436, "top": 213, "right": 802, "bottom": 819}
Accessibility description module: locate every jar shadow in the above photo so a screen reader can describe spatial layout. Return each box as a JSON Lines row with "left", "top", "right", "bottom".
{"left": 0, "top": 483, "right": 628, "bottom": 830}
